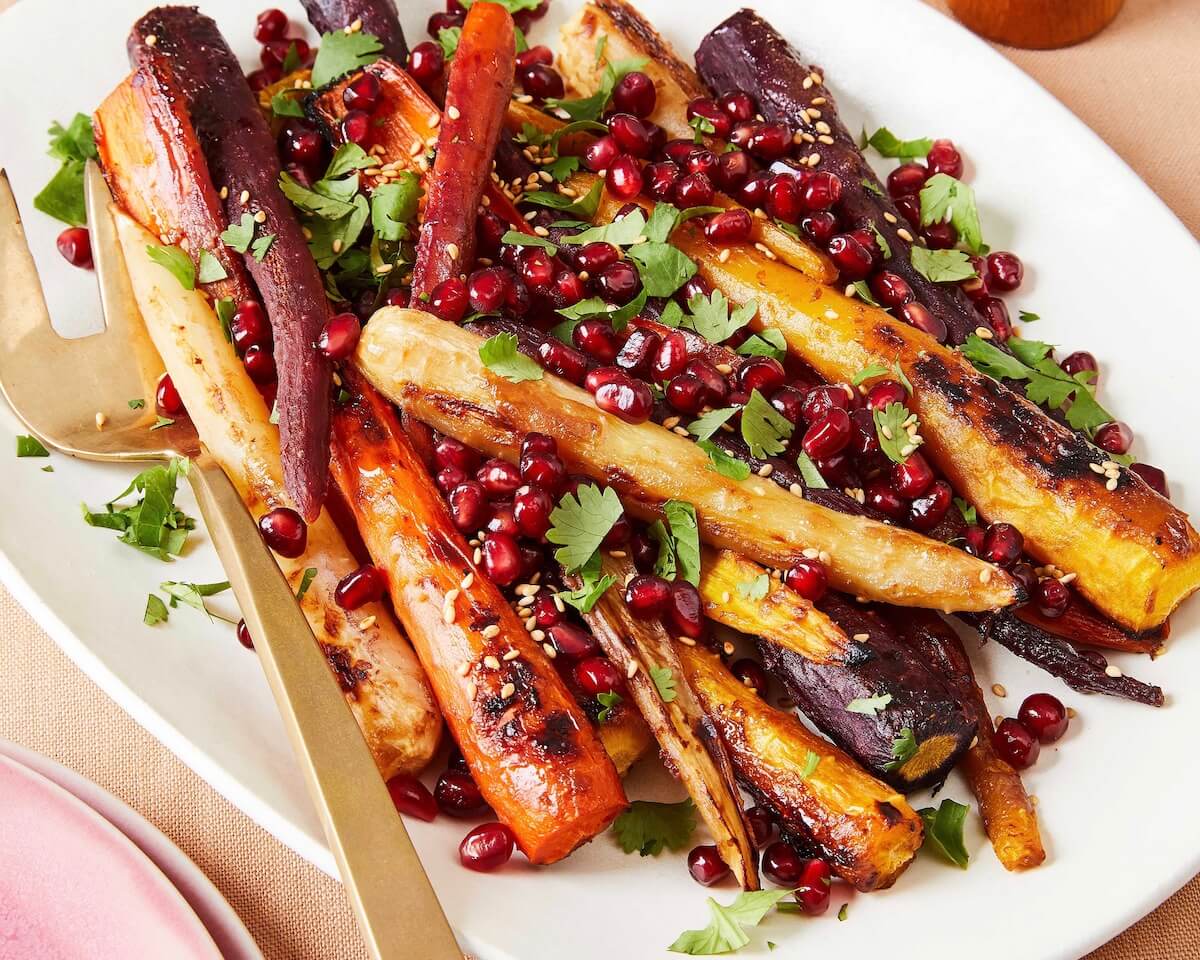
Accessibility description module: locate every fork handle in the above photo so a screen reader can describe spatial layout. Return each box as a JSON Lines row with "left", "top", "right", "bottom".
{"left": 186, "top": 451, "right": 462, "bottom": 960}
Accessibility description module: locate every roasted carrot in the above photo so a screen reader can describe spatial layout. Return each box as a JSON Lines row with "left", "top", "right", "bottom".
{"left": 299, "top": 0, "right": 408, "bottom": 64}
{"left": 330, "top": 368, "right": 626, "bottom": 864}
{"left": 409, "top": 2, "right": 515, "bottom": 299}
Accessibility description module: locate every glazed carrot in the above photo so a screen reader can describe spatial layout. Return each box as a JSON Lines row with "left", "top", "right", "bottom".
{"left": 410, "top": 2, "right": 516, "bottom": 298}
{"left": 299, "top": 0, "right": 408, "bottom": 63}
{"left": 330, "top": 368, "right": 627, "bottom": 864}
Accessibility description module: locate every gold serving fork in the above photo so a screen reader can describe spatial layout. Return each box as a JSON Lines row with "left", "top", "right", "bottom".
{"left": 0, "top": 162, "right": 463, "bottom": 960}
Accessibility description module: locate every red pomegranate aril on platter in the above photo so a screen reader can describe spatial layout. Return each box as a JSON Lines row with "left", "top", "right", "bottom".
{"left": 521, "top": 431, "right": 556, "bottom": 456}
{"left": 728, "top": 120, "right": 756, "bottom": 150}
{"left": 666, "top": 580, "right": 704, "bottom": 638}
{"left": 520, "top": 63, "right": 564, "bottom": 101}
{"left": 482, "top": 533, "right": 522, "bottom": 586}
{"left": 865, "top": 477, "right": 907, "bottom": 520}
{"left": 609, "top": 113, "right": 652, "bottom": 157}
{"left": 922, "top": 220, "right": 958, "bottom": 250}
{"left": 624, "top": 574, "right": 671, "bottom": 619}
{"left": 475, "top": 208, "right": 508, "bottom": 254}
{"left": 387, "top": 775, "right": 437, "bottom": 822}
{"left": 680, "top": 275, "right": 712, "bottom": 303}
{"left": 467, "top": 267, "right": 509, "bottom": 314}
{"left": 519, "top": 450, "right": 566, "bottom": 492}
{"left": 1131, "top": 462, "right": 1169, "bottom": 498}
{"left": 278, "top": 120, "right": 324, "bottom": 168}
{"left": 1009, "top": 560, "right": 1038, "bottom": 598}
{"left": 247, "top": 67, "right": 279, "bottom": 92}
{"left": 436, "top": 465, "right": 467, "bottom": 492}
{"left": 1094, "top": 421, "right": 1133, "bottom": 455}
{"left": 573, "top": 318, "right": 620, "bottom": 362}
{"left": 770, "top": 386, "right": 807, "bottom": 424}
{"left": 427, "top": 9, "right": 464, "bottom": 34}
{"left": 436, "top": 436, "right": 479, "bottom": 473}
{"left": 596, "top": 260, "right": 641, "bottom": 304}
{"left": 515, "top": 44, "right": 553, "bottom": 70}
{"left": 594, "top": 374, "right": 654, "bottom": 423}
{"left": 612, "top": 70, "right": 656, "bottom": 117}
{"left": 513, "top": 486, "right": 554, "bottom": 539}
{"left": 317, "top": 312, "right": 361, "bottom": 360}
{"left": 56, "top": 226, "right": 93, "bottom": 269}
{"left": 616, "top": 328, "right": 660, "bottom": 378}
{"left": 477, "top": 459, "right": 522, "bottom": 498}
{"left": 802, "top": 407, "right": 851, "bottom": 459}
{"left": 887, "top": 162, "right": 928, "bottom": 198}
{"left": 606, "top": 154, "right": 644, "bottom": 200}
{"left": 891, "top": 451, "right": 934, "bottom": 498}
{"left": 961, "top": 256, "right": 990, "bottom": 301}
{"left": 548, "top": 622, "right": 598, "bottom": 659}
{"left": 909, "top": 480, "right": 952, "bottom": 531}
{"left": 334, "top": 564, "right": 386, "bottom": 610}
{"left": 685, "top": 148, "right": 719, "bottom": 179}
{"left": 827, "top": 233, "right": 874, "bottom": 280}
{"left": 714, "top": 150, "right": 751, "bottom": 193}
{"left": 865, "top": 379, "right": 908, "bottom": 412}
{"left": 688, "top": 844, "right": 730, "bottom": 886}
{"left": 801, "top": 384, "right": 850, "bottom": 421}
{"left": 519, "top": 248, "right": 555, "bottom": 290}
{"left": 674, "top": 171, "right": 715, "bottom": 208}
{"left": 797, "top": 211, "right": 836, "bottom": 246}
{"left": 552, "top": 270, "right": 587, "bottom": 307}
{"left": 738, "top": 171, "right": 771, "bottom": 210}
{"left": 900, "top": 301, "right": 948, "bottom": 342}
{"left": 407, "top": 41, "right": 445, "bottom": 85}
{"left": 895, "top": 193, "right": 922, "bottom": 228}
{"left": 630, "top": 530, "right": 658, "bottom": 572}
{"left": 986, "top": 251, "right": 1024, "bottom": 292}
{"left": 243, "top": 344, "right": 276, "bottom": 383}
{"left": 155, "top": 374, "right": 184, "bottom": 417}
{"left": 748, "top": 122, "right": 792, "bottom": 161}
{"left": 539, "top": 337, "right": 588, "bottom": 384}
{"left": 449, "top": 482, "right": 489, "bottom": 532}
{"left": 342, "top": 71, "right": 381, "bottom": 112}
{"left": 976, "top": 296, "right": 1012, "bottom": 342}
{"left": 717, "top": 89, "right": 756, "bottom": 123}
{"left": 436, "top": 769, "right": 487, "bottom": 817}
{"left": 993, "top": 717, "right": 1040, "bottom": 769}
{"left": 663, "top": 138, "right": 697, "bottom": 166}
{"left": 532, "top": 593, "right": 563, "bottom": 628}
{"left": 340, "top": 109, "right": 371, "bottom": 145}
{"left": 731, "top": 658, "right": 768, "bottom": 693}
{"left": 766, "top": 173, "right": 803, "bottom": 223}
{"left": 261, "top": 37, "right": 310, "bottom": 71}
{"left": 794, "top": 859, "right": 833, "bottom": 915}
{"left": 428, "top": 277, "right": 469, "bottom": 322}
{"left": 645, "top": 160, "right": 681, "bottom": 201}
{"left": 666, "top": 373, "right": 708, "bottom": 414}
{"left": 1019, "top": 692, "right": 1069, "bottom": 743}
{"left": 254, "top": 7, "right": 288, "bottom": 42}
{"left": 585, "top": 365, "right": 627, "bottom": 394}
{"left": 761, "top": 841, "right": 803, "bottom": 886}
{"left": 1035, "top": 577, "right": 1070, "bottom": 618}
{"left": 574, "top": 656, "right": 624, "bottom": 696}
{"left": 258, "top": 507, "right": 307, "bottom": 558}
{"left": 236, "top": 619, "right": 254, "bottom": 649}
{"left": 802, "top": 171, "right": 842, "bottom": 211}
{"left": 485, "top": 503, "right": 519, "bottom": 538}
{"left": 784, "top": 558, "right": 827, "bottom": 602}
{"left": 1061, "top": 351, "right": 1098, "bottom": 380}
{"left": 686, "top": 97, "right": 732, "bottom": 139}
{"left": 460, "top": 822, "right": 515, "bottom": 872}
{"left": 737, "top": 356, "right": 786, "bottom": 395}
{"left": 982, "top": 522, "right": 1024, "bottom": 567}
{"left": 383, "top": 289, "right": 407, "bottom": 307}
{"left": 704, "top": 208, "right": 753, "bottom": 245}
{"left": 652, "top": 331, "right": 690, "bottom": 381}
{"left": 926, "top": 138, "right": 964, "bottom": 179}
{"left": 745, "top": 806, "right": 775, "bottom": 848}
{"left": 685, "top": 359, "right": 730, "bottom": 406}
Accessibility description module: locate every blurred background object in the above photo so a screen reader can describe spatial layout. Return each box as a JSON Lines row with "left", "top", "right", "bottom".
{"left": 947, "top": 0, "right": 1124, "bottom": 48}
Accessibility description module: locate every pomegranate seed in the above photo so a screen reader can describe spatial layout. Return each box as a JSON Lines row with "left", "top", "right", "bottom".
{"left": 770, "top": 386, "right": 806, "bottom": 424}
{"left": 986, "top": 251, "right": 1023, "bottom": 292}
{"left": 278, "top": 120, "right": 324, "bottom": 168}
{"left": 612, "top": 71, "right": 656, "bottom": 117}
{"left": 764, "top": 174, "right": 802, "bottom": 223}
{"left": 802, "top": 407, "right": 851, "bottom": 459}
{"left": 652, "top": 331, "right": 689, "bottom": 380}
{"left": 865, "top": 379, "right": 907, "bottom": 411}
{"left": 482, "top": 533, "right": 522, "bottom": 586}
{"left": 887, "top": 162, "right": 928, "bottom": 198}
{"left": 1094, "top": 421, "right": 1133, "bottom": 455}
{"left": 718, "top": 90, "right": 756, "bottom": 123}
{"left": 891, "top": 452, "right": 934, "bottom": 498}
{"left": 475, "top": 209, "right": 508, "bottom": 254}
{"left": 624, "top": 574, "right": 671, "bottom": 618}
{"left": 340, "top": 110, "right": 371, "bottom": 145}
{"left": 548, "top": 623, "right": 598, "bottom": 659}
{"left": 436, "top": 769, "right": 487, "bottom": 817}
{"left": 704, "top": 208, "right": 753, "bottom": 245}
{"left": 1018, "top": 692, "right": 1069, "bottom": 743}
{"left": 748, "top": 122, "right": 792, "bottom": 161}
{"left": 975, "top": 296, "right": 1011, "bottom": 342}
{"left": 783, "top": 559, "right": 827, "bottom": 602}
{"left": 688, "top": 844, "right": 730, "bottom": 886}
{"left": 926, "top": 138, "right": 964, "bottom": 178}
{"left": 923, "top": 221, "right": 958, "bottom": 250}
{"left": 645, "top": 160, "right": 681, "bottom": 201}
{"left": 459, "top": 823, "right": 515, "bottom": 872}
{"left": 538, "top": 338, "right": 588, "bottom": 384}
{"left": 608, "top": 113, "right": 652, "bottom": 157}
{"left": 1132, "top": 462, "right": 1169, "bottom": 498}
{"left": 520, "top": 452, "right": 567, "bottom": 495}
{"left": 568, "top": 318, "right": 617, "bottom": 363}
{"left": 867, "top": 271, "right": 913, "bottom": 308}
{"left": 467, "top": 267, "right": 509, "bottom": 314}
{"left": 517, "top": 248, "right": 555, "bottom": 291}
{"left": 827, "top": 233, "right": 874, "bottom": 280}
{"left": 1061, "top": 351, "right": 1098, "bottom": 380}
{"left": 802, "top": 172, "right": 843, "bottom": 211}
{"left": 513, "top": 486, "right": 553, "bottom": 539}
{"left": 342, "top": 71, "right": 381, "bottom": 112}
{"left": 261, "top": 38, "right": 310, "bottom": 71}
{"left": 738, "top": 171, "right": 771, "bottom": 210}
{"left": 1035, "top": 577, "right": 1071, "bottom": 618}
{"left": 522, "top": 432, "right": 555, "bottom": 455}
{"left": 254, "top": 8, "right": 288, "bottom": 42}
{"left": 247, "top": 67, "right": 280, "bottom": 92}
{"left": 665, "top": 373, "right": 707, "bottom": 414}
{"left": 761, "top": 841, "right": 803, "bottom": 886}
{"left": 895, "top": 193, "right": 922, "bottom": 228}
{"left": 477, "top": 459, "right": 522, "bottom": 498}
{"left": 909, "top": 480, "right": 952, "bottom": 531}
{"left": 666, "top": 580, "right": 705, "bottom": 638}
{"left": 532, "top": 593, "right": 563, "bottom": 628}
{"left": 865, "top": 478, "right": 907, "bottom": 520}
{"left": 1010, "top": 561, "right": 1038, "bottom": 597}
{"left": 680, "top": 275, "right": 713, "bottom": 303}
{"left": 794, "top": 859, "right": 833, "bottom": 915}
{"left": 485, "top": 504, "right": 518, "bottom": 538}
{"left": 731, "top": 658, "right": 768, "bottom": 693}
{"left": 436, "top": 466, "right": 467, "bottom": 492}
{"left": 686, "top": 97, "right": 732, "bottom": 139}
{"left": 243, "top": 344, "right": 276, "bottom": 383}
{"left": 56, "top": 226, "right": 93, "bottom": 269}
{"left": 801, "top": 211, "right": 839, "bottom": 245}
{"left": 899, "top": 301, "right": 948, "bottom": 342}
{"left": 236, "top": 619, "right": 254, "bottom": 649}
{"left": 574, "top": 656, "right": 624, "bottom": 696}
{"left": 258, "top": 507, "right": 307, "bottom": 558}
{"left": 744, "top": 806, "right": 775, "bottom": 848}
{"left": 155, "top": 374, "right": 184, "bottom": 416}
{"left": 334, "top": 564, "right": 386, "bottom": 610}
{"left": 596, "top": 261, "right": 641, "bottom": 304}
{"left": 449, "top": 482, "right": 489, "bottom": 532}
{"left": 515, "top": 45, "right": 553, "bottom": 70}
{"left": 407, "top": 41, "right": 444, "bottom": 85}
{"left": 426, "top": 277, "right": 468, "bottom": 322}
{"left": 993, "top": 717, "right": 1040, "bottom": 769}
{"left": 594, "top": 372, "right": 654, "bottom": 423}
{"left": 520, "top": 63, "right": 564, "bottom": 100}
{"left": 317, "top": 312, "right": 361, "bottom": 360}
{"left": 684, "top": 359, "right": 730, "bottom": 406}
{"left": 606, "top": 154, "right": 644, "bottom": 200}
{"left": 616, "top": 328, "right": 660, "bottom": 378}
{"left": 737, "top": 357, "right": 786, "bottom": 395}
{"left": 674, "top": 171, "right": 715, "bottom": 208}
{"left": 387, "top": 775, "right": 437, "bottom": 821}
{"left": 981, "top": 522, "right": 1024, "bottom": 567}
{"left": 435, "top": 437, "right": 479, "bottom": 473}
{"left": 801, "top": 384, "right": 851, "bottom": 421}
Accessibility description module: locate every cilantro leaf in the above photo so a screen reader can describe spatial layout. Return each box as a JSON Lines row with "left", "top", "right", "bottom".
{"left": 563, "top": 208, "right": 647, "bottom": 247}
{"left": 681, "top": 290, "right": 757, "bottom": 343}
{"left": 47, "top": 114, "right": 98, "bottom": 164}
{"left": 547, "top": 484, "right": 625, "bottom": 572}
{"left": 82, "top": 459, "right": 196, "bottom": 561}
{"left": 954, "top": 497, "right": 977, "bottom": 525}
{"left": 613, "top": 799, "right": 695, "bottom": 857}
{"left": 1019, "top": 310, "right": 1040, "bottom": 323}
{"left": 663, "top": 500, "right": 701, "bottom": 586}
{"left": 551, "top": 289, "right": 647, "bottom": 337}
{"left": 735, "top": 328, "right": 786, "bottom": 362}
{"left": 795, "top": 451, "right": 829, "bottom": 489}
{"left": 479, "top": 333, "right": 544, "bottom": 383}
{"left": 651, "top": 665, "right": 678, "bottom": 702}
{"left": 648, "top": 519, "right": 677, "bottom": 580}
{"left": 500, "top": 229, "right": 558, "bottom": 254}
{"left": 737, "top": 574, "right": 769, "bottom": 601}
{"left": 160, "top": 580, "right": 234, "bottom": 622}
{"left": 305, "top": 195, "right": 370, "bottom": 268}
{"left": 910, "top": 246, "right": 977, "bottom": 283}
{"left": 437, "top": 26, "right": 461, "bottom": 59}
{"left": 869, "top": 222, "right": 892, "bottom": 259}
{"left": 324, "top": 143, "right": 374, "bottom": 179}
{"left": 311, "top": 30, "right": 384, "bottom": 87}
{"left": 144, "top": 593, "right": 169, "bottom": 626}
{"left": 866, "top": 127, "right": 932, "bottom": 159}
{"left": 627, "top": 241, "right": 697, "bottom": 297}
{"left": 873, "top": 401, "right": 920, "bottom": 463}
{"left": 34, "top": 114, "right": 97, "bottom": 226}
{"left": 846, "top": 692, "right": 893, "bottom": 716}
{"left": 919, "top": 173, "right": 985, "bottom": 253}
{"left": 883, "top": 727, "right": 918, "bottom": 772}
{"left": 270, "top": 89, "right": 306, "bottom": 118}
{"left": 799, "top": 749, "right": 820, "bottom": 779}
{"left": 546, "top": 55, "right": 649, "bottom": 122}
{"left": 668, "top": 889, "right": 796, "bottom": 956}
{"left": 919, "top": 798, "right": 971, "bottom": 868}
{"left": 522, "top": 180, "right": 604, "bottom": 220}
{"left": 740, "top": 389, "right": 793, "bottom": 459}
{"left": 559, "top": 550, "right": 617, "bottom": 613}
{"left": 220, "top": 213, "right": 256, "bottom": 254}
{"left": 145, "top": 245, "right": 195, "bottom": 290}
{"left": 371, "top": 174, "right": 421, "bottom": 242}
{"left": 596, "top": 690, "right": 622, "bottom": 723}
{"left": 849, "top": 280, "right": 884, "bottom": 308}
{"left": 128, "top": 398, "right": 146, "bottom": 409}
{"left": 851, "top": 363, "right": 891, "bottom": 386}
{"left": 697, "top": 439, "right": 751, "bottom": 481}
{"left": 688, "top": 406, "right": 739, "bottom": 441}
{"left": 250, "top": 233, "right": 275, "bottom": 262}
{"left": 197, "top": 250, "right": 228, "bottom": 283}
{"left": 960, "top": 334, "right": 1028, "bottom": 380}
{"left": 16, "top": 435, "right": 50, "bottom": 457}
{"left": 279, "top": 172, "right": 359, "bottom": 219}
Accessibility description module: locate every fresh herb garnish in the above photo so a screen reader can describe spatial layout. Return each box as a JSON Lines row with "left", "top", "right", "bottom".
{"left": 954, "top": 497, "right": 977, "bottom": 525}
{"left": 310, "top": 30, "right": 384, "bottom": 87}
{"left": 648, "top": 519, "right": 677, "bottom": 580}
{"left": 873, "top": 402, "right": 920, "bottom": 463}
{"left": 546, "top": 54, "right": 649, "bottom": 122}
{"left": 197, "top": 250, "right": 227, "bottom": 283}
{"left": 910, "top": 246, "right": 977, "bottom": 283}
{"left": 735, "top": 328, "right": 787, "bottom": 362}
{"left": 596, "top": 690, "right": 622, "bottom": 723}
{"left": 736, "top": 574, "right": 770, "bottom": 601}
{"left": 1019, "top": 310, "right": 1040, "bottom": 323}
{"left": 849, "top": 280, "right": 883, "bottom": 307}
{"left": 651, "top": 665, "right": 678, "bottom": 702}
{"left": 150, "top": 416, "right": 176, "bottom": 431}
{"left": 220, "top": 213, "right": 257, "bottom": 254}
{"left": 838, "top": 904, "right": 849, "bottom": 921}
{"left": 145, "top": 245, "right": 196, "bottom": 290}
{"left": 663, "top": 500, "right": 700, "bottom": 586}
{"left": 437, "top": 26, "right": 461, "bottom": 59}
{"left": 681, "top": 290, "right": 758, "bottom": 344}
{"left": 919, "top": 798, "right": 971, "bottom": 868}
{"left": 34, "top": 114, "right": 97, "bottom": 227}
{"left": 128, "top": 398, "right": 146, "bottom": 409}
{"left": 795, "top": 451, "right": 829, "bottom": 489}
{"left": 295, "top": 567, "right": 318, "bottom": 601}
{"left": 846, "top": 692, "right": 893, "bottom": 716}
{"left": 740, "top": 389, "right": 793, "bottom": 459}
{"left": 866, "top": 126, "right": 933, "bottom": 159}
{"left": 551, "top": 289, "right": 647, "bottom": 337}
{"left": 697, "top": 439, "right": 750, "bottom": 481}
{"left": 82, "top": 458, "right": 196, "bottom": 561}
{"left": 160, "top": 580, "right": 233, "bottom": 622}
{"left": 883, "top": 727, "right": 918, "bottom": 772}
{"left": 546, "top": 484, "right": 625, "bottom": 572}
{"left": 270, "top": 89, "right": 307, "bottom": 118}
{"left": 499, "top": 229, "right": 558, "bottom": 254}
{"left": 370, "top": 175, "right": 422, "bottom": 242}
{"left": 144, "top": 593, "right": 170, "bottom": 626}
{"left": 522, "top": 180, "right": 604, "bottom": 220}
{"left": 869, "top": 222, "right": 892, "bottom": 258}
{"left": 16, "top": 435, "right": 49, "bottom": 458}
{"left": 613, "top": 799, "right": 696, "bottom": 856}
{"left": 919, "top": 173, "right": 985, "bottom": 254}
{"left": 668, "top": 889, "right": 796, "bottom": 956}
{"left": 800, "top": 750, "right": 820, "bottom": 778}
{"left": 558, "top": 550, "right": 618, "bottom": 613}
{"left": 478, "top": 332, "right": 544, "bottom": 383}
{"left": 687, "top": 406, "right": 739, "bottom": 441}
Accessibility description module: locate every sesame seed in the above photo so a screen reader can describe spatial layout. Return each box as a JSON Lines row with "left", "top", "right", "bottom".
{"left": 446, "top": 242, "right": 460, "bottom": 260}
{"left": 662, "top": 416, "right": 681, "bottom": 429}
{"left": 239, "top": 190, "right": 250, "bottom": 205}
{"left": 715, "top": 363, "right": 734, "bottom": 375}
{"left": 219, "top": 186, "right": 229, "bottom": 199}
{"left": 455, "top": 660, "right": 473, "bottom": 678}
{"left": 1059, "top": 572, "right": 1077, "bottom": 584}
{"left": 553, "top": 594, "right": 565, "bottom": 613}
{"left": 332, "top": 238, "right": 343, "bottom": 253}
{"left": 518, "top": 595, "right": 536, "bottom": 607}
{"left": 896, "top": 228, "right": 914, "bottom": 242}
{"left": 500, "top": 682, "right": 516, "bottom": 699}
{"left": 673, "top": 426, "right": 689, "bottom": 436}
{"left": 95, "top": 412, "right": 107, "bottom": 430}
{"left": 974, "top": 326, "right": 993, "bottom": 340}
{"left": 1105, "top": 664, "right": 1123, "bottom": 678}
{"left": 1102, "top": 460, "right": 1120, "bottom": 471}
{"left": 523, "top": 617, "right": 536, "bottom": 631}
{"left": 534, "top": 226, "right": 550, "bottom": 237}
{"left": 757, "top": 463, "right": 774, "bottom": 478}
{"left": 789, "top": 483, "right": 804, "bottom": 497}
{"left": 899, "top": 443, "right": 916, "bottom": 457}
{"left": 482, "top": 625, "right": 501, "bottom": 640}
{"left": 543, "top": 643, "right": 556, "bottom": 658}
{"left": 365, "top": 167, "right": 382, "bottom": 177}
{"left": 1089, "top": 462, "right": 1106, "bottom": 474}
{"left": 1106, "top": 478, "right": 1119, "bottom": 491}
{"left": 719, "top": 248, "right": 731, "bottom": 263}
{"left": 626, "top": 661, "right": 638, "bottom": 679}
{"left": 473, "top": 547, "right": 482, "bottom": 564}
{"left": 723, "top": 641, "right": 735, "bottom": 656}
{"left": 882, "top": 426, "right": 894, "bottom": 440}
{"left": 460, "top": 572, "right": 475, "bottom": 590}
{"left": 824, "top": 309, "right": 838, "bottom": 320}
{"left": 817, "top": 135, "right": 835, "bottom": 145}
{"left": 818, "top": 551, "right": 831, "bottom": 565}
{"left": 678, "top": 637, "right": 696, "bottom": 646}
{"left": 802, "top": 548, "right": 819, "bottom": 559}
{"left": 979, "top": 568, "right": 992, "bottom": 584}
{"left": 531, "top": 629, "right": 545, "bottom": 642}
{"left": 807, "top": 152, "right": 821, "bottom": 166}
{"left": 853, "top": 633, "right": 869, "bottom": 642}
{"left": 883, "top": 211, "right": 897, "bottom": 223}
{"left": 503, "top": 649, "right": 520, "bottom": 661}
{"left": 815, "top": 121, "right": 831, "bottom": 135}
{"left": 447, "top": 105, "right": 461, "bottom": 120}
{"left": 992, "top": 683, "right": 1007, "bottom": 697}
{"left": 515, "top": 583, "right": 539, "bottom": 597}
{"left": 1067, "top": 707, "right": 1077, "bottom": 719}
{"left": 145, "top": 34, "right": 157, "bottom": 46}
{"left": 483, "top": 655, "right": 501, "bottom": 670}
{"left": 802, "top": 77, "right": 813, "bottom": 89}
{"left": 812, "top": 97, "right": 827, "bottom": 105}
{"left": 359, "top": 615, "right": 377, "bottom": 630}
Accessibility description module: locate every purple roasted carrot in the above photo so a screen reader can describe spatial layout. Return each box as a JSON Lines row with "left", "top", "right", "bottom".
{"left": 299, "top": 0, "right": 408, "bottom": 65}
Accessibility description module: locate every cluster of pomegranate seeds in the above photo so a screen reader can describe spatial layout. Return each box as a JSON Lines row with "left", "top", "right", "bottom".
{"left": 247, "top": 9, "right": 312, "bottom": 91}
{"left": 992, "top": 692, "right": 1069, "bottom": 769}
{"left": 56, "top": 226, "right": 93, "bottom": 270}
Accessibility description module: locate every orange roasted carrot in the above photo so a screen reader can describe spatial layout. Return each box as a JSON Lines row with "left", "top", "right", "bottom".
{"left": 410, "top": 2, "right": 515, "bottom": 298}
{"left": 330, "top": 368, "right": 627, "bottom": 864}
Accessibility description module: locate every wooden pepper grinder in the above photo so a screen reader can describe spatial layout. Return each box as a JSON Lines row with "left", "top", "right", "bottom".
{"left": 947, "top": 0, "right": 1124, "bottom": 48}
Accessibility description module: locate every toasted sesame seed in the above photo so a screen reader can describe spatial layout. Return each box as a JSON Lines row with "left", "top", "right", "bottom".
{"left": 979, "top": 568, "right": 993, "bottom": 584}
{"left": 518, "top": 595, "right": 536, "bottom": 607}
{"left": 992, "top": 683, "right": 1007, "bottom": 697}
{"left": 662, "top": 416, "right": 681, "bottom": 429}
{"left": 811, "top": 97, "right": 827, "bottom": 105}
{"left": 818, "top": 550, "right": 831, "bottom": 565}
{"left": 1105, "top": 664, "right": 1123, "bottom": 678}
{"left": 447, "top": 105, "right": 461, "bottom": 120}
{"left": 357, "top": 615, "right": 376, "bottom": 630}
{"left": 95, "top": 412, "right": 107, "bottom": 430}
{"left": 899, "top": 443, "right": 916, "bottom": 457}
{"left": 853, "top": 633, "right": 869, "bottom": 641}
{"left": 531, "top": 629, "right": 546, "bottom": 643}
{"left": 239, "top": 190, "right": 250, "bottom": 205}
{"left": 473, "top": 547, "right": 483, "bottom": 564}
{"left": 1106, "top": 477, "right": 1119, "bottom": 491}
{"left": 815, "top": 121, "right": 831, "bottom": 135}
{"left": 1059, "top": 572, "right": 1077, "bottom": 584}
{"left": 802, "top": 548, "right": 820, "bottom": 559}
{"left": 789, "top": 483, "right": 804, "bottom": 497}
{"left": 543, "top": 642, "right": 557, "bottom": 658}
{"left": 817, "top": 135, "right": 835, "bottom": 145}
{"left": 723, "top": 641, "right": 735, "bottom": 656}
{"left": 503, "top": 649, "right": 520, "bottom": 662}
{"left": 802, "top": 77, "right": 813, "bottom": 90}
{"left": 331, "top": 238, "right": 343, "bottom": 254}
{"left": 146, "top": 34, "right": 158, "bottom": 46}
{"left": 882, "top": 211, "right": 897, "bottom": 224}
{"left": 882, "top": 425, "right": 894, "bottom": 440}
{"left": 626, "top": 660, "right": 639, "bottom": 679}
{"left": 1089, "top": 462, "right": 1106, "bottom": 474}
{"left": 534, "top": 226, "right": 550, "bottom": 237}
{"left": 713, "top": 363, "right": 734, "bottom": 376}
{"left": 1067, "top": 707, "right": 1077, "bottom": 719}
{"left": 807, "top": 152, "right": 821, "bottom": 166}
{"left": 500, "top": 682, "right": 516, "bottom": 699}
{"left": 481, "top": 624, "right": 501, "bottom": 640}
{"left": 483, "top": 655, "right": 501, "bottom": 670}
{"left": 673, "top": 426, "right": 690, "bottom": 436}
{"left": 523, "top": 617, "right": 536, "bottom": 631}
{"left": 460, "top": 572, "right": 475, "bottom": 590}
{"left": 757, "top": 463, "right": 774, "bottom": 478}
{"left": 678, "top": 636, "right": 696, "bottom": 646}
{"left": 896, "top": 228, "right": 914, "bottom": 242}
{"left": 443, "top": 605, "right": 456, "bottom": 625}
{"left": 553, "top": 594, "right": 565, "bottom": 613}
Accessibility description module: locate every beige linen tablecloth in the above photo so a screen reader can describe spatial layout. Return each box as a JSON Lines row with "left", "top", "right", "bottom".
{"left": 1, "top": 0, "right": 1198, "bottom": 957}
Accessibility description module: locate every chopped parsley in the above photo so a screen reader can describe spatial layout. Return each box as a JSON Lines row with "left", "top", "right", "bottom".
{"left": 919, "top": 798, "right": 971, "bottom": 868}
{"left": 143, "top": 593, "right": 170, "bottom": 626}
{"left": 919, "top": 173, "right": 985, "bottom": 254}
{"left": 596, "top": 690, "right": 622, "bottom": 723}
{"left": 310, "top": 30, "right": 384, "bottom": 88}
{"left": 546, "top": 484, "right": 624, "bottom": 572}
{"left": 145, "top": 244, "right": 196, "bottom": 290}
{"left": 736, "top": 574, "right": 770, "bottom": 601}
{"left": 613, "top": 798, "right": 696, "bottom": 856}
{"left": 197, "top": 250, "right": 227, "bottom": 283}
{"left": 883, "top": 727, "right": 918, "bottom": 772}
{"left": 662, "top": 500, "right": 700, "bottom": 587}
{"left": 740, "top": 389, "right": 793, "bottom": 459}
{"left": 954, "top": 497, "right": 977, "bottom": 525}
{"left": 846, "top": 692, "right": 893, "bottom": 716}
{"left": 910, "top": 246, "right": 976, "bottom": 283}
{"left": 160, "top": 580, "right": 234, "bottom": 622}
{"left": 34, "top": 113, "right": 97, "bottom": 227}
{"left": 795, "top": 451, "right": 829, "bottom": 489}
{"left": 478, "top": 332, "right": 544, "bottom": 383}
{"left": 680, "top": 289, "right": 758, "bottom": 344}
{"left": 799, "top": 749, "right": 820, "bottom": 778}
{"left": 546, "top": 54, "right": 649, "bottom": 122}
{"left": 82, "top": 459, "right": 196, "bottom": 561}
{"left": 250, "top": 233, "right": 276, "bottom": 262}
{"left": 651, "top": 665, "right": 677, "bottom": 703}
{"left": 522, "top": 180, "right": 604, "bottom": 220}
{"left": 866, "top": 127, "right": 933, "bottom": 159}
{"left": 16, "top": 435, "right": 50, "bottom": 457}
{"left": 437, "top": 26, "right": 461, "bottom": 59}
{"left": 668, "top": 889, "right": 796, "bottom": 956}
{"left": 735, "top": 328, "right": 786, "bottom": 362}
{"left": 558, "top": 550, "right": 618, "bottom": 613}
{"left": 688, "top": 405, "right": 739, "bottom": 441}
{"left": 220, "top": 214, "right": 257, "bottom": 254}
{"left": 499, "top": 230, "right": 558, "bottom": 254}
{"left": 697, "top": 439, "right": 751, "bottom": 481}
{"left": 873, "top": 402, "right": 920, "bottom": 463}
{"left": 295, "top": 567, "right": 318, "bottom": 601}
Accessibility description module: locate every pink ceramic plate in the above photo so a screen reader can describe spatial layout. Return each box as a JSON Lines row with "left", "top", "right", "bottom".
{"left": 0, "top": 753, "right": 222, "bottom": 960}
